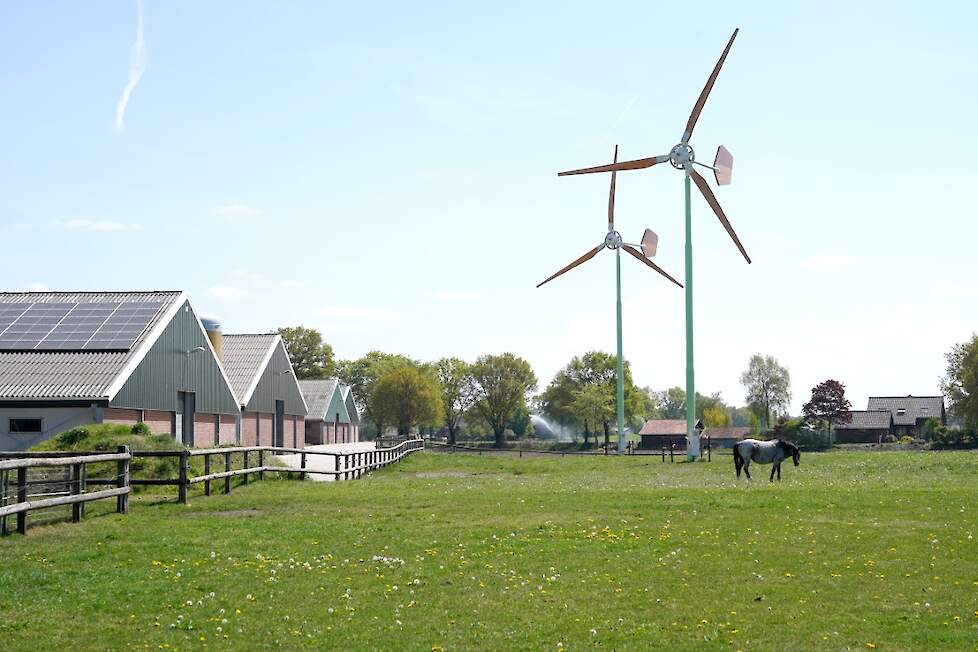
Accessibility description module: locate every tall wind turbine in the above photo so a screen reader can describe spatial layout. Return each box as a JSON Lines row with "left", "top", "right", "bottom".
{"left": 558, "top": 28, "right": 748, "bottom": 460}
{"left": 539, "top": 145, "right": 682, "bottom": 453}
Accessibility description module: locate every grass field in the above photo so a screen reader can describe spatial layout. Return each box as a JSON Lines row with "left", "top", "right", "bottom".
{"left": 2, "top": 450, "right": 977, "bottom": 650}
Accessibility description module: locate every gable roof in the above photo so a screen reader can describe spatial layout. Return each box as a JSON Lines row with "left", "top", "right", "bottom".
{"left": 221, "top": 334, "right": 279, "bottom": 406}
{"left": 639, "top": 419, "right": 687, "bottom": 436}
{"left": 340, "top": 383, "right": 360, "bottom": 424}
{"left": 703, "top": 426, "right": 752, "bottom": 439}
{"left": 867, "top": 395, "right": 945, "bottom": 425}
{"left": 0, "top": 291, "right": 185, "bottom": 400}
{"left": 298, "top": 378, "right": 339, "bottom": 420}
{"left": 838, "top": 410, "right": 894, "bottom": 430}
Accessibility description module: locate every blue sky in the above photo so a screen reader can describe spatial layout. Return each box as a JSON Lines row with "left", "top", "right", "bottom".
{"left": 2, "top": 1, "right": 976, "bottom": 412}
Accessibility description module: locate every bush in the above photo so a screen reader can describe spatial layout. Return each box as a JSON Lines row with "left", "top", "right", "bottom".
{"left": 770, "top": 417, "right": 835, "bottom": 451}
{"left": 899, "top": 435, "right": 914, "bottom": 445}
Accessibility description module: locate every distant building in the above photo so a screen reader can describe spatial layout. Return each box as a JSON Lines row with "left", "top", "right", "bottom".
{"left": 299, "top": 379, "right": 360, "bottom": 445}
{"left": 834, "top": 410, "right": 894, "bottom": 443}
{"left": 638, "top": 419, "right": 753, "bottom": 449}
{"left": 866, "top": 395, "right": 946, "bottom": 437}
{"left": 219, "top": 332, "right": 308, "bottom": 448}
{"left": 0, "top": 291, "right": 239, "bottom": 450}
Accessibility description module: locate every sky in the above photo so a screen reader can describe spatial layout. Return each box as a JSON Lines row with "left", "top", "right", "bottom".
{"left": 2, "top": 1, "right": 977, "bottom": 414}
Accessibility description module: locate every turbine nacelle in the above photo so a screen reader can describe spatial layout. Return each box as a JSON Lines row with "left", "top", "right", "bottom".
{"left": 604, "top": 230, "right": 623, "bottom": 250}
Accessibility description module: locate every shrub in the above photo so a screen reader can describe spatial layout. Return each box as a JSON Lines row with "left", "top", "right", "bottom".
{"left": 899, "top": 435, "right": 914, "bottom": 445}
{"left": 770, "top": 417, "right": 835, "bottom": 451}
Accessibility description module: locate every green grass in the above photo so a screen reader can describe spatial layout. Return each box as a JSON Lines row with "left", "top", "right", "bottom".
{"left": 2, "top": 450, "right": 978, "bottom": 650}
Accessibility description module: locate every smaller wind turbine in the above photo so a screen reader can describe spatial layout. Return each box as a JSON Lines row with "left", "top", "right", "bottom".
{"left": 538, "top": 146, "right": 682, "bottom": 453}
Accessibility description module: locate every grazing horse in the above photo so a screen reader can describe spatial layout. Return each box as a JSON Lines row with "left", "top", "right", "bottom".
{"left": 733, "top": 439, "right": 800, "bottom": 482}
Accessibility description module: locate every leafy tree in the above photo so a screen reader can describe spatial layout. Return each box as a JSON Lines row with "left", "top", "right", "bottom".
{"left": 702, "top": 405, "right": 730, "bottom": 428}
{"left": 507, "top": 404, "right": 535, "bottom": 438}
{"left": 571, "top": 384, "right": 616, "bottom": 449}
{"left": 740, "top": 354, "right": 792, "bottom": 429}
{"left": 337, "top": 351, "right": 413, "bottom": 436}
{"left": 801, "top": 379, "right": 852, "bottom": 431}
{"left": 435, "top": 357, "right": 475, "bottom": 444}
{"left": 371, "top": 361, "right": 443, "bottom": 437}
{"left": 470, "top": 353, "right": 538, "bottom": 448}
{"left": 278, "top": 326, "right": 335, "bottom": 379}
{"left": 654, "top": 387, "right": 687, "bottom": 419}
{"left": 942, "top": 334, "right": 978, "bottom": 429}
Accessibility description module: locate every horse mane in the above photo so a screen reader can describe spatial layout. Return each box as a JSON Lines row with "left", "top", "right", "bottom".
{"left": 776, "top": 439, "right": 799, "bottom": 453}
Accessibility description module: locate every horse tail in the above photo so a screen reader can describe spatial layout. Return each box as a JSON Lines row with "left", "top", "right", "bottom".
{"left": 733, "top": 443, "right": 743, "bottom": 476}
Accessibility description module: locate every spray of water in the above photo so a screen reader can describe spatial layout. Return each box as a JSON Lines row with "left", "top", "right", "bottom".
{"left": 530, "top": 414, "right": 572, "bottom": 442}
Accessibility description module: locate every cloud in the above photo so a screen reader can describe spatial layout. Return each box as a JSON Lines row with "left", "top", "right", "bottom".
{"left": 211, "top": 204, "right": 262, "bottom": 219}
{"left": 55, "top": 219, "right": 142, "bottom": 232}
{"left": 435, "top": 290, "right": 482, "bottom": 302}
{"left": 207, "top": 284, "right": 250, "bottom": 301}
{"left": 281, "top": 278, "right": 313, "bottom": 289}
{"left": 801, "top": 254, "right": 851, "bottom": 270}
{"left": 115, "top": 0, "right": 146, "bottom": 133}
{"left": 318, "top": 305, "right": 389, "bottom": 319}
{"left": 932, "top": 286, "right": 978, "bottom": 299}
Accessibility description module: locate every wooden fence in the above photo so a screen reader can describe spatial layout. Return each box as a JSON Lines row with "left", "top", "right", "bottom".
{"left": 429, "top": 438, "right": 726, "bottom": 461}
{"left": 0, "top": 439, "right": 423, "bottom": 536}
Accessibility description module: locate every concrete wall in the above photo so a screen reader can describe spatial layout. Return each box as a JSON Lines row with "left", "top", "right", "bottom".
{"left": 0, "top": 405, "right": 100, "bottom": 451}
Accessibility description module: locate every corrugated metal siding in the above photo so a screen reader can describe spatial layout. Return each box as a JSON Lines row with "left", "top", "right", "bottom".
{"left": 324, "top": 385, "right": 351, "bottom": 424}
{"left": 244, "top": 341, "right": 307, "bottom": 416}
{"left": 110, "top": 300, "right": 239, "bottom": 415}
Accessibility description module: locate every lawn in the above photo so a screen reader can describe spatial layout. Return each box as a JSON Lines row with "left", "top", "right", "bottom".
{"left": 1, "top": 450, "right": 977, "bottom": 650}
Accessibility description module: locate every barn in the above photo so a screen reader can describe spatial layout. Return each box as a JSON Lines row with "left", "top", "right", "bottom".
{"left": 638, "top": 419, "right": 687, "bottom": 449}
{"left": 218, "top": 331, "right": 308, "bottom": 448}
{"left": 866, "top": 395, "right": 946, "bottom": 437}
{"left": 299, "top": 379, "right": 360, "bottom": 445}
{"left": 0, "top": 291, "right": 240, "bottom": 450}
{"left": 834, "top": 410, "right": 894, "bottom": 443}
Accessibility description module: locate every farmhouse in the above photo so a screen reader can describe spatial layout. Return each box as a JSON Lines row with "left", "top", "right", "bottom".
{"left": 218, "top": 330, "right": 308, "bottom": 448}
{"left": 834, "top": 410, "right": 894, "bottom": 443}
{"left": 299, "top": 379, "right": 360, "bottom": 445}
{"left": 866, "top": 395, "right": 946, "bottom": 437}
{"left": 0, "top": 291, "right": 239, "bottom": 450}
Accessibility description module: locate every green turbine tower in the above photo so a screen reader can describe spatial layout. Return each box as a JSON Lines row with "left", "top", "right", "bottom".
{"left": 538, "top": 145, "right": 683, "bottom": 453}
{"left": 557, "top": 29, "right": 750, "bottom": 460}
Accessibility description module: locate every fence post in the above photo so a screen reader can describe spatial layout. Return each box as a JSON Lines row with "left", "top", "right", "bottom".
{"left": 79, "top": 463, "right": 87, "bottom": 518}
{"left": 300, "top": 452, "right": 307, "bottom": 481}
{"left": 337, "top": 454, "right": 344, "bottom": 481}
{"left": 178, "top": 450, "right": 189, "bottom": 504}
{"left": 670, "top": 444, "right": 674, "bottom": 462}
{"left": 243, "top": 450, "right": 249, "bottom": 485}
{"left": 16, "top": 466, "right": 27, "bottom": 534}
{"left": 259, "top": 449, "right": 265, "bottom": 481}
{"left": 204, "top": 453, "right": 211, "bottom": 496}
{"left": 1, "top": 469, "right": 7, "bottom": 534}
{"left": 117, "top": 445, "right": 129, "bottom": 514}
{"left": 661, "top": 446, "right": 665, "bottom": 463}
{"left": 71, "top": 463, "right": 82, "bottom": 522}
{"left": 224, "top": 451, "right": 232, "bottom": 494}
{"left": 707, "top": 437, "right": 712, "bottom": 462}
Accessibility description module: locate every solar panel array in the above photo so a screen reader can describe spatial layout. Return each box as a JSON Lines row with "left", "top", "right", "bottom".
{"left": 0, "top": 300, "right": 164, "bottom": 351}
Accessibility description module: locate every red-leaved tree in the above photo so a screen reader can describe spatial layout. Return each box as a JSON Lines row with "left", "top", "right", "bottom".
{"left": 802, "top": 379, "right": 852, "bottom": 430}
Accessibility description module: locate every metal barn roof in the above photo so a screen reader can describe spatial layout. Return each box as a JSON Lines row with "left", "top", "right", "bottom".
{"left": 0, "top": 291, "right": 183, "bottom": 400}
{"left": 837, "top": 410, "right": 894, "bottom": 430}
{"left": 298, "top": 378, "right": 339, "bottom": 420}
{"left": 221, "top": 334, "right": 279, "bottom": 405}
{"left": 866, "top": 395, "right": 945, "bottom": 425}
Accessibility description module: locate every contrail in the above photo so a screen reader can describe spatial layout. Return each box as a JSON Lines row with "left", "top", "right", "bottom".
{"left": 115, "top": 0, "right": 146, "bottom": 133}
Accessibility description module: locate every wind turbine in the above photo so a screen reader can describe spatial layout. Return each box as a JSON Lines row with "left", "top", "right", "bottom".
{"left": 538, "top": 145, "right": 682, "bottom": 454}
{"left": 557, "top": 28, "right": 748, "bottom": 460}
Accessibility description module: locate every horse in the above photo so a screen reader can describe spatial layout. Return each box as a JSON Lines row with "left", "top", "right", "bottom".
{"left": 733, "top": 438, "right": 800, "bottom": 482}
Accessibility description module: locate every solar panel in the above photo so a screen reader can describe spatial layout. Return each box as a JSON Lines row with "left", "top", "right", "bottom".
{"left": 0, "top": 303, "right": 75, "bottom": 350}
{"left": 82, "top": 301, "right": 164, "bottom": 350}
{"left": 0, "top": 300, "right": 165, "bottom": 351}
{"left": 37, "top": 302, "right": 121, "bottom": 350}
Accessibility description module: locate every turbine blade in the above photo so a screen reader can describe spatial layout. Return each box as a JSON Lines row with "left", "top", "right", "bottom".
{"left": 682, "top": 28, "right": 739, "bottom": 143}
{"left": 689, "top": 169, "right": 751, "bottom": 264}
{"left": 559, "top": 155, "right": 668, "bottom": 177}
{"left": 536, "top": 246, "right": 604, "bottom": 288}
{"left": 622, "top": 244, "right": 683, "bottom": 288}
{"left": 608, "top": 145, "right": 618, "bottom": 226}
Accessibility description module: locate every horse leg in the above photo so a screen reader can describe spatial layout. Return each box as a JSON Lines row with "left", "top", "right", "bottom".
{"left": 769, "top": 464, "right": 776, "bottom": 482}
{"left": 743, "top": 461, "right": 751, "bottom": 480}
{"left": 777, "top": 463, "right": 782, "bottom": 481}
{"left": 734, "top": 450, "right": 743, "bottom": 478}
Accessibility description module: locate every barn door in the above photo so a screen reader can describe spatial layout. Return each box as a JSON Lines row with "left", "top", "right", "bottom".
{"left": 178, "top": 391, "right": 195, "bottom": 447}
{"left": 275, "top": 400, "right": 285, "bottom": 448}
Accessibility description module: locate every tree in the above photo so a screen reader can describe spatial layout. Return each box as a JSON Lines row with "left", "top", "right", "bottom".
{"left": 435, "top": 357, "right": 476, "bottom": 444}
{"left": 571, "top": 384, "right": 616, "bottom": 449}
{"left": 470, "top": 353, "right": 538, "bottom": 448}
{"left": 337, "top": 351, "right": 413, "bottom": 436}
{"left": 702, "top": 405, "right": 730, "bottom": 428}
{"left": 740, "top": 354, "right": 792, "bottom": 429}
{"left": 802, "top": 379, "right": 852, "bottom": 431}
{"left": 655, "top": 387, "right": 687, "bottom": 419}
{"left": 942, "top": 334, "right": 978, "bottom": 429}
{"left": 371, "top": 361, "right": 443, "bottom": 437}
{"left": 278, "top": 326, "right": 335, "bottom": 379}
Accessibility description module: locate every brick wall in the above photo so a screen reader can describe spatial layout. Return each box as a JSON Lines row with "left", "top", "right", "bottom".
{"left": 241, "top": 411, "right": 259, "bottom": 447}
{"left": 193, "top": 413, "right": 217, "bottom": 448}
{"left": 103, "top": 408, "right": 141, "bottom": 425}
{"left": 259, "top": 413, "right": 273, "bottom": 447}
{"left": 143, "top": 410, "right": 173, "bottom": 435}
{"left": 290, "top": 415, "right": 303, "bottom": 449}
{"left": 219, "top": 415, "right": 237, "bottom": 445}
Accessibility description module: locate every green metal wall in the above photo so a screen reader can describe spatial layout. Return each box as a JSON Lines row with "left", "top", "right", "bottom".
{"left": 324, "top": 384, "right": 350, "bottom": 424}
{"left": 110, "top": 300, "right": 239, "bottom": 415}
{"left": 243, "top": 340, "right": 307, "bottom": 416}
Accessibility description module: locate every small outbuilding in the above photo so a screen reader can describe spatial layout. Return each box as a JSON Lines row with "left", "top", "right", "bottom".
{"left": 299, "top": 379, "right": 360, "bottom": 445}
{"left": 219, "top": 332, "right": 308, "bottom": 448}
{"left": 834, "top": 410, "right": 894, "bottom": 443}
{"left": 0, "top": 291, "right": 240, "bottom": 450}
{"left": 638, "top": 419, "right": 687, "bottom": 449}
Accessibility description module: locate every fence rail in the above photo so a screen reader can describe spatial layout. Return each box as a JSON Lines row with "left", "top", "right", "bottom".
{"left": 0, "top": 439, "right": 423, "bottom": 536}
